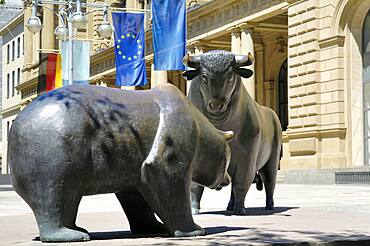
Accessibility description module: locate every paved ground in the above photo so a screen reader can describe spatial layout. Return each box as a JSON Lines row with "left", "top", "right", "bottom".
{"left": 1, "top": 184, "right": 370, "bottom": 245}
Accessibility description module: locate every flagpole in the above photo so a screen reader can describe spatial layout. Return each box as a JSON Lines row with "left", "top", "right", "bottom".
{"left": 67, "top": 1, "right": 73, "bottom": 85}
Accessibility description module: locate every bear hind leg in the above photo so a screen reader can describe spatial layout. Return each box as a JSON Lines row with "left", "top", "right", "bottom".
{"left": 31, "top": 187, "right": 89, "bottom": 242}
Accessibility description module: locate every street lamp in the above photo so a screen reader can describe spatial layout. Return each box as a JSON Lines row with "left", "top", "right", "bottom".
{"left": 26, "top": 0, "right": 114, "bottom": 85}
{"left": 70, "top": 0, "right": 87, "bottom": 29}
{"left": 54, "top": 25, "right": 68, "bottom": 40}
{"left": 26, "top": 1, "right": 42, "bottom": 34}
{"left": 97, "top": 5, "right": 114, "bottom": 38}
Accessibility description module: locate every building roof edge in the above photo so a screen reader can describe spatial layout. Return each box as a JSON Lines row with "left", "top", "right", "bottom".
{"left": 0, "top": 11, "right": 24, "bottom": 36}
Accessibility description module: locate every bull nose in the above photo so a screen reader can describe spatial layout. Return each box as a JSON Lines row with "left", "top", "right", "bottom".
{"left": 208, "top": 101, "right": 225, "bottom": 111}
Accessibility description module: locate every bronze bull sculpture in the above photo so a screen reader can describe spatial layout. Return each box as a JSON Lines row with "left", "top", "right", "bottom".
{"left": 183, "top": 50, "right": 282, "bottom": 215}
{"left": 9, "top": 84, "right": 233, "bottom": 242}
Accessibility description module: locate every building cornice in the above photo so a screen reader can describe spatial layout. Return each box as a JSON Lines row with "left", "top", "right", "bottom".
{"left": 16, "top": 75, "right": 38, "bottom": 91}
{"left": 319, "top": 35, "right": 345, "bottom": 49}
{"left": 0, "top": 11, "right": 24, "bottom": 36}
{"left": 1, "top": 104, "right": 21, "bottom": 117}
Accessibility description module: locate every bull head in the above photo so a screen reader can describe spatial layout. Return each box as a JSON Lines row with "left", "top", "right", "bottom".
{"left": 182, "top": 52, "right": 254, "bottom": 80}
{"left": 182, "top": 51, "right": 254, "bottom": 118}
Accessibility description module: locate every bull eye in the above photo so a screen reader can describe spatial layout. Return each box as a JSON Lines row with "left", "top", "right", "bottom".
{"left": 202, "top": 74, "right": 208, "bottom": 84}
{"left": 228, "top": 74, "right": 234, "bottom": 83}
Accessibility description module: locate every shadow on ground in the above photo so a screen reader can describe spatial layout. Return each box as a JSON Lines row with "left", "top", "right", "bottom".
{"left": 87, "top": 226, "right": 248, "bottom": 241}
{"left": 200, "top": 206, "right": 299, "bottom": 216}
{"left": 30, "top": 227, "right": 370, "bottom": 245}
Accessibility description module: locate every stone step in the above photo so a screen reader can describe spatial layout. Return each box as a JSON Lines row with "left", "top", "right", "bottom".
{"left": 276, "top": 171, "right": 285, "bottom": 184}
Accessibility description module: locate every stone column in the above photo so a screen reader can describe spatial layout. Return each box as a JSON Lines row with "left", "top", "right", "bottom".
{"left": 151, "top": 63, "right": 168, "bottom": 88}
{"left": 186, "top": 45, "right": 196, "bottom": 95}
{"left": 240, "top": 27, "right": 255, "bottom": 99}
{"left": 186, "top": 41, "right": 207, "bottom": 94}
{"left": 41, "top": 4, "right": 55, "bottom": 50}
{"left": 126, "top": 0, "right": 135, "bottom": 8}
{"left": 229, "top": 28, "right": 241, "bottom": 54}
{"left": 255, "top": 44, "right": 265, "bottom": 105}
{"left": 122, "top": 86, "right": 136, "bottom": 90}
{"left": 24, "top": 5, "right": 33, "bottom": 72}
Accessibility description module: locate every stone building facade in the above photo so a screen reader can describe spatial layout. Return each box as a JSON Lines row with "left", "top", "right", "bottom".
{"left": 6, "top": 0, "right": 370, "bottom": 183}
{"left": 0, "top": 3, "right": 23, "bottom": 173}
{"left": 0, "top": 12, "right": 24, "bottom": 174}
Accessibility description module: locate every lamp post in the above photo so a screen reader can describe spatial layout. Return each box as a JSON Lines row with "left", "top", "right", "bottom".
{"left": 26, "top": 0, "right": 114, "bottom": 85}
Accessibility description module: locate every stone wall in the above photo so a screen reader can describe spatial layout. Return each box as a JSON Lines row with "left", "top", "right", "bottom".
{"left": 282, "top": 0, "right": 347, "bottom": 170}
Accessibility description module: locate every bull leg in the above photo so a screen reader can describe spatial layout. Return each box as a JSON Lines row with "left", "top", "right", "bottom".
{"left": 226, "top": 186, "right": 235, "bottom": 211}
{"left": 190, "top": 182, "right": 204, "bottom": 214}
{"left": 259, "top": 145, "right": 280, "bottom": 210}
{"left": 115, "top": 190, "right": 166, "bottom": 234}
{"left": 230, "top": 142, "right": 259, "bottom": 215}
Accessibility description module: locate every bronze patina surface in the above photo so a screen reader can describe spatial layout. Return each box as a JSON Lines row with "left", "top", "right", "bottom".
{"left": 183, "top": 50, "right": 282, "bottom": 215}
{"left": 9, "top": 84, "right": 232, "bottom": 242}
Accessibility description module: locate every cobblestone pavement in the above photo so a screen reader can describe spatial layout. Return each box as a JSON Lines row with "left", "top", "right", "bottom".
{"left": 1, "top": 184, "right": 370, "bottom": 245}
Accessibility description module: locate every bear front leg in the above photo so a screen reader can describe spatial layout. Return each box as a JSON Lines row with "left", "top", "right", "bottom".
{"left": 141, "top": 160, "right": 205, "bottom": 237}
{"left": 115, "top": 189, "right": 166, "bottom": 235}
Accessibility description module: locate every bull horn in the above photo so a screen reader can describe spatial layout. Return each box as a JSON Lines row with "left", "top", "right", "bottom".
{"left": 235, "top": 52, "right": 254, "bottom": 67}
{"left": 217, "top": 130, "right": 234, "bottom": 142}
{"left": 183, "top": 54, "right": 201, "bottom": 69}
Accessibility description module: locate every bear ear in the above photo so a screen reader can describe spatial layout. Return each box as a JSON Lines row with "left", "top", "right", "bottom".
{"left": 217, "top": 130, "right": 234, "bottom": 142}
{"left": 237, "top": 68, "right": 253, "bottom": 79}
{"left": 182, "top": 70, "right": 200, "bottom": 80}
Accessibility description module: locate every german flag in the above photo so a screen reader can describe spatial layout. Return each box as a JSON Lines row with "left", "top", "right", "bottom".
{"left": 45, "top": 53, "right": 62, "bottom": 92}
{"left": 38, "top": 53, "right": 62, "bottom": 93}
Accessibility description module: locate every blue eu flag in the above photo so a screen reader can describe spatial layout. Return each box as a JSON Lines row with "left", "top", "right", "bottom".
{"left": 152, "top": 0, "right": 186, "bottom": 71}
{"left": 112, "top": 12, "right": 147, "bottom": 86}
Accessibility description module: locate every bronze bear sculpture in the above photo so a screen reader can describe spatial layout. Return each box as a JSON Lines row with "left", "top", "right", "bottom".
{"left": 183, "top": 50, "right": 282, "bottom": 215}
{"left": 9, "top": 84, "right": 233, "bottom": 242}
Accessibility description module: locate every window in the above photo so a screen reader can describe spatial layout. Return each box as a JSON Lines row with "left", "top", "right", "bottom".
{"left": 17, "top": 37, "right": 20, "bottom": 58}
{"left": 363, "top": 9, "right": 370, "bottom": 165}
{"left": 7, "top": 121, "right": 10, "bottom": 139}
{"left": 12, "top": 40, "right": 15, "bottom": 61}
{"left": 17, "top": 68, "right": 21, "bottom": 94}
{"left": 12, "top": 71, "right": 15, "bottom": 97}
{"left": 7, "top": 44, "right": 10, "bottom": 63}
{"left": 7, "top": 74, "right": 10, "bottom": 98}
{"left": 278, "top": 59, "right": 288, "bottom": 131}
{"left": 22, "top": 34, "right": 24, "bottom": 55}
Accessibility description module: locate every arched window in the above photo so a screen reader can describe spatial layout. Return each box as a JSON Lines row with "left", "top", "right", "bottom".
{"left": 278, "top": 59, "right": 288, "bottom": 131}
{"left": 363, "top": 10, "right": 370, "bottom": 165}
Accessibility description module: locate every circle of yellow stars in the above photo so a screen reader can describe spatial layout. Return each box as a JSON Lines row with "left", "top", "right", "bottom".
{"left": 116, "top": 33, "right": 143, "bottom": 61}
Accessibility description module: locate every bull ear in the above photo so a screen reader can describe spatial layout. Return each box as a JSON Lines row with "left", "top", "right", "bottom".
{"left": 182, "top": 70, "right": 200, "bottom": 80}
{"left": 237, "top": 68, "right": 253, "bottom": 79}
{"left": 217, "top": 130, "right": 234, "bottom": 142}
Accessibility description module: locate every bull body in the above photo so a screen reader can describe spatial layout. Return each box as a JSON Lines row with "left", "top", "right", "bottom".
{"left": 184, "top": 50, "right": 282, "bottom": 215}
{"left": 9, "top": 84, "right": 232, "bottom": 242}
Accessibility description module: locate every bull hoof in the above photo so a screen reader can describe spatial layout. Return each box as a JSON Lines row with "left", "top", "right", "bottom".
{"left": 226, "top": 202, "right": 234, "bottom": 211}
{"left": 265, "top": 198, "right": 274, "bottom": 210}
{"left": 233, "top": 207, "right": 247, "bottom": 215}
{"left": 191, "top": 207, "right": 200, "bottom": 215}
{"left": 40, "top": 228, "right": 90, "bottom": 242}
